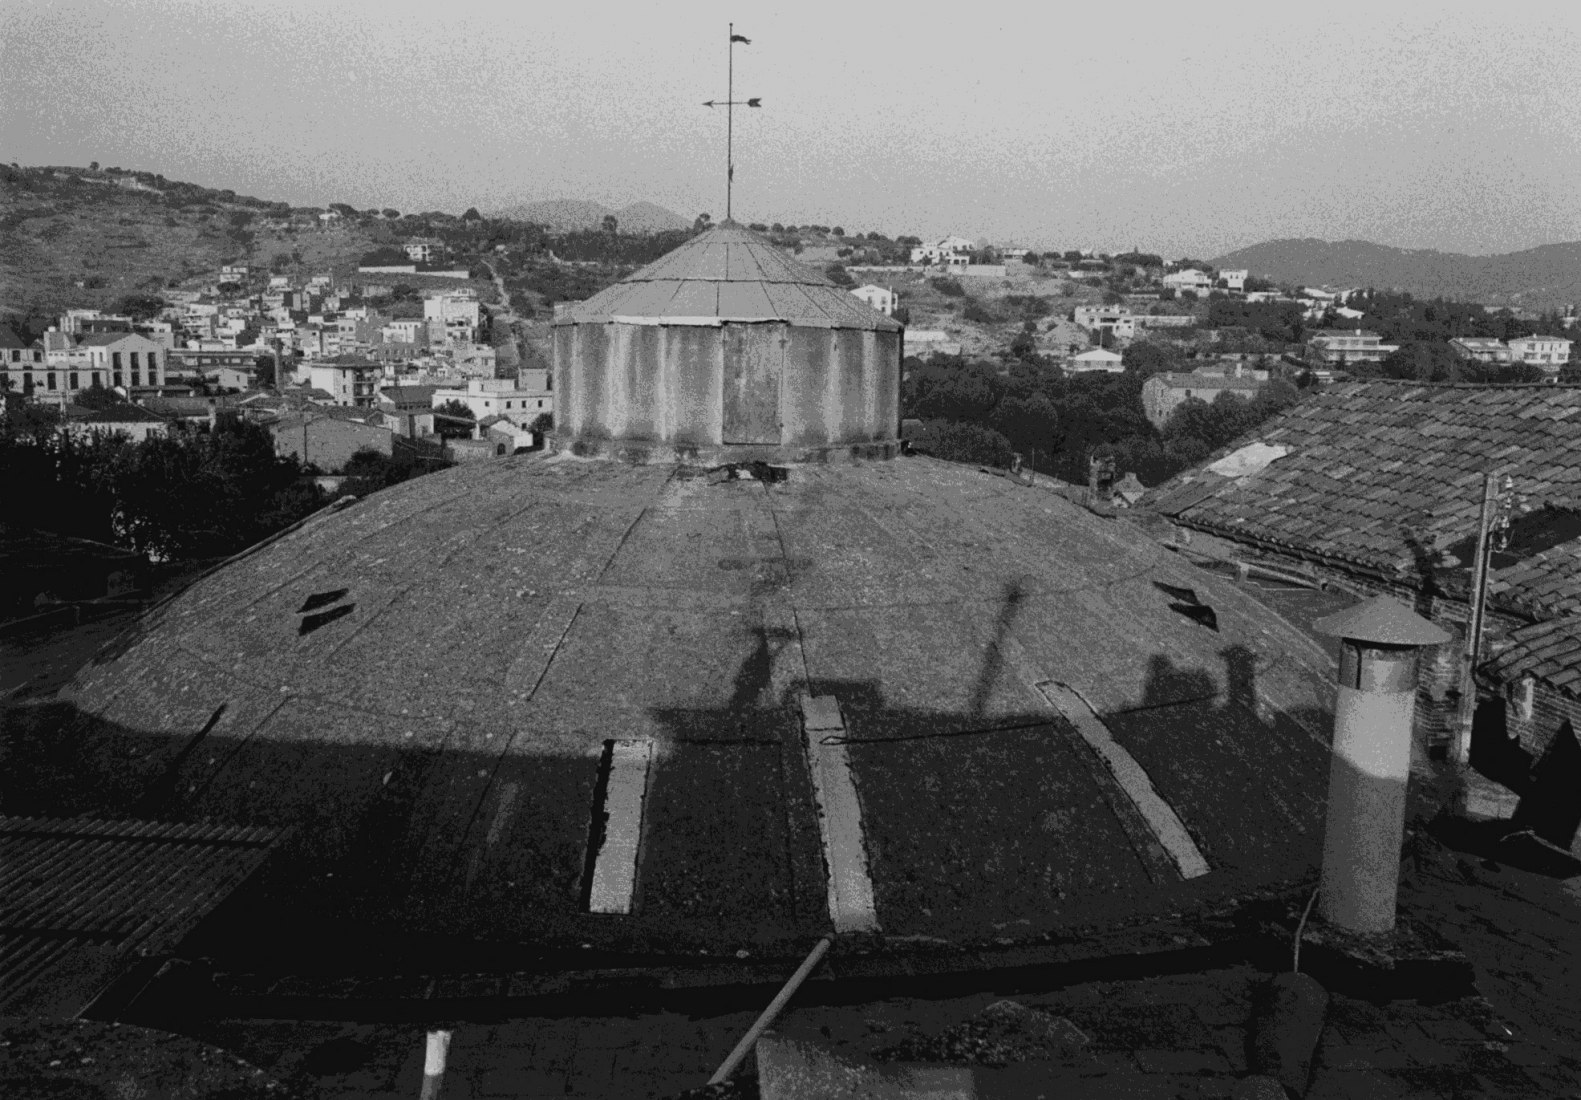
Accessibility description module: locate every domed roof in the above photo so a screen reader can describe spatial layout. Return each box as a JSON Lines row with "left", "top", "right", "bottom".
{"left": 49, "top": 453, "right": 1338, "bottom": 970}
{"left": 555, "top": 223, "right": 901, "bottom": 331}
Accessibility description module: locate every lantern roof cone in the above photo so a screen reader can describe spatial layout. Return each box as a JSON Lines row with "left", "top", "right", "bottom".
{"left": 1313, "top": 595, "right": 1450, "bottom": 646}
{"left": 554, "top": 223, "right": 900, "bottom": 331}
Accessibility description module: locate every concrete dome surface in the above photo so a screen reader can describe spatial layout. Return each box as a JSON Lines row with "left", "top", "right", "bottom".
{"left": 42, "top": 452, "right": 1339, "bottom": 969}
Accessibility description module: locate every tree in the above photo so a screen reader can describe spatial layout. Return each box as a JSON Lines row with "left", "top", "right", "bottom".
{"left": 832, "top": 226, "right": 845, "bottom": 237}
{"left": 963, "top": 300, "right": 997, "bottom": 324}
{"left": 89, "top": 161, "right": 100, "bottom": 171}
{"left": 1122, "top": 341, "right": 1187, "bottom": 376}
{"left": 601, "top": 214, "right": 618, "bottom": 235}
{"left": 462, "top": 207, "right": 483, "bottom": 222}
{"left": 694, "top": 213, "right": 713, "bottom": 232}
{"left": 925, "top": 421, "right": 1015, "bottom": 467}
{"left": 825, "top": 263, "right": 853, "bottom": 287}
{"left": 382, "top": 208, "right": 401, "bottom": 219}
{"left": 114, "top": 294, "right": 166, "bottom": 322}
{"left": 434, "top": 399, "right": 476, "bottom": 439}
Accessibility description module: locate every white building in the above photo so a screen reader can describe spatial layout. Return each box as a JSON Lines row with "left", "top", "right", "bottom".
{"left": 432, "top": 377, "right": 551, "bottom": 427}
{"left": 1219, "top": 269, "right": 1248, "bottom": 292}
{"left": 849, "top": 285, "right": 897, "bottom": 316}
{"left": 424, "top": 290, "right": 481, "bottom": 345}
{"left": 1066, "top": 348, "right": 1125, "bottom": 374}
{"left": 38, "top": 332, "right": 170, "bottom": 397}
{"left": 1506, "top": 335, "right": 1573, "bottom": 369}
{"left": 307, "top": 359, "right": 383, "bottom": 407}
{"left": 1072, "top": 306, "right": 1137, "bottom": 339}
{"left": 1162, "top": 269, "right": 1213, "bottom": 295}
{"left": 910, "top": 235, "right": 975, "bottom": 266}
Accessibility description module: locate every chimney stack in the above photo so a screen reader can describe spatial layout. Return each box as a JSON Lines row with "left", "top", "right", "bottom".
{"left": 1312, "top": 597, "right": 1449, "bottom": 934}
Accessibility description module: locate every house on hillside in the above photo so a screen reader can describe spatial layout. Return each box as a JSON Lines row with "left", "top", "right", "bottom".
{"left": 1219, "top": 269, "right": 1248, "bottom": 292}
{"left": 1162, "top": 268, "right": 1213, "bottom": 295}
{"left": 1506, "top": 335, "right": 1572, "bottom": 370}
{"left": 1073, "top": 306, "right": 1137, "bottom": 339}
{"left": 1140, "top": 369, "right": 1265, "bottom": 429}
{"left": 1066, "top": 348, "right": 1124, "bottom": 374}
{"left": 1305, "top": 329, "right": 1396, "bottom": 366}
{"left": 909, "top": 236, "right": 974, "bottom": 266}
{"left": 1449, "top": 338, "right": 1513, "bottom": 365}
{"left": 850, "top": 285, "right": 897, "bottom": 316}
{"left": 1149, "top": 382, "right": 1581, "bottom": 830}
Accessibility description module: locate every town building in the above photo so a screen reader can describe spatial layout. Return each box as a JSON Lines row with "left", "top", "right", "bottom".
{"left": 306, "top": 358, "right": 383, "bottom": 407}
{"left": 1139, "top": 368, "right": 1266, "bottom": 429}
{"left": 1449, "top": 337, "right": 1513, "bottom": 364}
{"left": 431, "top": 378, "right": 551, "bottom": 427}
{"left": 35, "top": 332, "right": 169, "bottom": 399}
{"left": 849, "top": 285, "right": 897, "bottom": 316}
{"left": 270, "top": 409, "right": 394, "bottom": 470}
{"left": 1505, "top": 335, "right": 1572, "bottom": 369}
{"left": 1162, "top": 268, "right": 1213, "bottom": 295}
{"left": 62, "top": 402, "right": 170, "bottom": 444}
{"left": 1305, "top": 328, "right": 1397, "bottom": 365}
{"left": 1, "top": 327, "right": 46, "bottom": 395}
{"left": 1072, "top": 306, "right": 1137, "bottom": 339}
{"left": 1066, "top": 348, "right": 1125, "bottom": 373}
{"left": 1218, "top": 269, "right": 1248, "bottom": 292}
{"left": 909, "top": 235, "right": 974, "bottom": 266}
{"left": 424, "top": 290, "right": 481, "bottom": 345}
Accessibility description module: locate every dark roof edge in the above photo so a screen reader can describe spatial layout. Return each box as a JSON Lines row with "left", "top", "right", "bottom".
{"left": 1168, "top": 515, "right": 1552, "bottom": 625}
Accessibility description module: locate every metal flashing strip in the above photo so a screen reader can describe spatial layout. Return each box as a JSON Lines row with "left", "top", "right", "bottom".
{"left": 799, "top": 695, "right": 879, "bottom": 933}
{"left": 1036, "top": 681, "right": 1212, "bottom": 880}
{"left": 587, "top": 739, "right": 654, "bottom": 915}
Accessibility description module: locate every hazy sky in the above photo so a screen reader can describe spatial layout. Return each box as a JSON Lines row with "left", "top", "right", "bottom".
{"left": 4, "top": 0, "right": 1580, "bottom": 257}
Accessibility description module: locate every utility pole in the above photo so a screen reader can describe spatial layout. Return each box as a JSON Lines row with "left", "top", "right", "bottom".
{"left": 1451, "top": 472, "right": 1501, "bottom": 770}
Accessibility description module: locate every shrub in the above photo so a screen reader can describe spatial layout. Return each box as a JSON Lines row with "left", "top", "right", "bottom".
{"left": 930, "top": 277, "right": 965, "bottom": 297}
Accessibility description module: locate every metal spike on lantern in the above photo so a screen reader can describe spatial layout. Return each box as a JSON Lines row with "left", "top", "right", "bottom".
{"left": 702, "top": 24, "right": 762, "bottom": 221}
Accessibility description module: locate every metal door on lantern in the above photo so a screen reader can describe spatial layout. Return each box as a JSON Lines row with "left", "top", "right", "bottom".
{"left": 722, "top": 324, "right": 784, "bottom": 444}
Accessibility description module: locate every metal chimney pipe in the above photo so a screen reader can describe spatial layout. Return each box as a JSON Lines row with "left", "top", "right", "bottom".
{"left": 1312, "top": 597, "right": 1449, "bottom": 934}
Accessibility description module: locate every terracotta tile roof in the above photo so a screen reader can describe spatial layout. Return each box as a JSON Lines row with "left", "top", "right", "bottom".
{"left": 1487, "top": 617, "right": 1581, "bottom": 698}
{"left": 1150, "top": 381, "right": 1581, "bottom": 618}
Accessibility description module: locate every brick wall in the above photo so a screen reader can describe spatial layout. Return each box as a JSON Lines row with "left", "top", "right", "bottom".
{"left": 1501, "top": 677, "right": 1579, "bottom": 762}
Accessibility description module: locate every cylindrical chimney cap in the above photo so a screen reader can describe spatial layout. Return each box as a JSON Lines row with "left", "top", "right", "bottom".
{"left": 1312, "top": 595, "right": 1449, "bottom": 647}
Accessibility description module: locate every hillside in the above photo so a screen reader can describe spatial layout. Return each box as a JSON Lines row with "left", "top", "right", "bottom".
{"left": 491, "top": 198, "right": 687, "bottom": 233}
{"left": 1210, "top": 237, "right": 1581, "bottom": 308}
{"left": 0, "top": 165, "right": 393, "bottom": 320}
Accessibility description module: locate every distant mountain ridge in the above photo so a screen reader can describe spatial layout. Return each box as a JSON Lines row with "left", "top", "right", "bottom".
{"left": 491, "top": 199, "right": 688, "bottom": 234}
{"left": 1209, "top": 238, "right": 1581, "bottom": 309}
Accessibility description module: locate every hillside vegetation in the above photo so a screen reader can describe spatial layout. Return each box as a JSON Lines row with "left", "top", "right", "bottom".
{"left": 1210, "top": 237, "right": 1581, "bottom": 309}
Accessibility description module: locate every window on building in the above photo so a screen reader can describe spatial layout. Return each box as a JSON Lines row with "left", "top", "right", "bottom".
{"left": 113, "top": 372, "right": 123, "bottom": 388}
{"left": 48, "top": 372, "right": 57, "bottom": 390}
{"left": 23, "top": 372, "right": 33, "bottom": 389}
{"left": 70, "top": 372, "right": 80, "bottom": 390}
{"left": 129, "top": 351, "right": 140, "bottom": 370}
{"left": 112, "top": 352, "right": 122, "bottom": 370}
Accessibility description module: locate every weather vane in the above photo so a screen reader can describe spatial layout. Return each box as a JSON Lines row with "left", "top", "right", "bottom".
{"left": 702, "top": 23, "right": 761, "bottom": 222}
